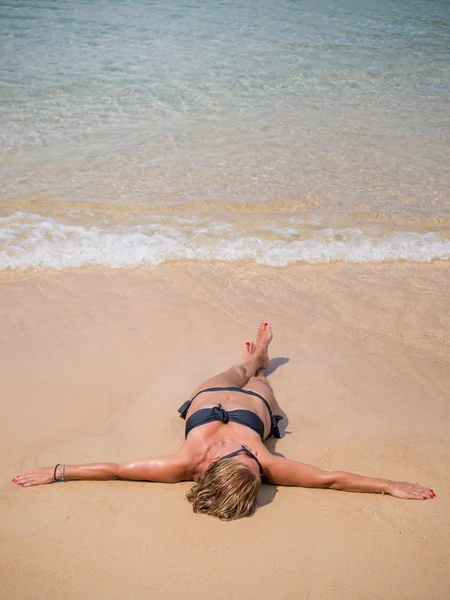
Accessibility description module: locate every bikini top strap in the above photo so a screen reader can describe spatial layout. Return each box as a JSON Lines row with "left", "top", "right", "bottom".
{"left": 271, "top": 414, "right": 283, "bottom": 439}
{"left": 178, "top": 400, "right": 191, "bottom": 420}
{"left": 178, "top": 387, "right": 225, "bottom": 420}
{"left": 257, "top": 393, "right": 273, "bottom": 417}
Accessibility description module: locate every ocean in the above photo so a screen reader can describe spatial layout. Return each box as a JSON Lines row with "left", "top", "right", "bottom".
{"left": 1, "top": 0, "right": 449, "bottom": 270}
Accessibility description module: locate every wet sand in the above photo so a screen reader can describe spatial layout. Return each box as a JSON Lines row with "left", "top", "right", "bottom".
{"left": 1, "top": 261, "right": 449, "bottom": 599}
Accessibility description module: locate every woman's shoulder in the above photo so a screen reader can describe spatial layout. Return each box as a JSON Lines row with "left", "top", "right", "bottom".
{"left": 177, "top": 438, "right": 211, "bottom": 479}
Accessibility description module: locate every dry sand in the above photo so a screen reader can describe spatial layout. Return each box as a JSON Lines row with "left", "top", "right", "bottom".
{"left": 1, "top": 261, "right": 449, "bottom": 600}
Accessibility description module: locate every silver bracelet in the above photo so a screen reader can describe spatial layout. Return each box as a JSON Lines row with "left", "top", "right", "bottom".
{"left": 58, "top": 464, "right": 66, "bottom": 482}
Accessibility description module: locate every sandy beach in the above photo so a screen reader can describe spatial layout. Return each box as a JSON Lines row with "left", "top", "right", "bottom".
{"left": 0, "top": 261, "right": 449, "bottom": 599}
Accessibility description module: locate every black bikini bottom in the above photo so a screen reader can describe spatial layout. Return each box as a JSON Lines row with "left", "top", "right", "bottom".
{"left": 178, "top": 386, "right": 283, "bottom": 440}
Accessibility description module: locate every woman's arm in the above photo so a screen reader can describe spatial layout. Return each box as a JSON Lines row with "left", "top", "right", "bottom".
{"left": 12, "top": 453, "right": 191, "bottom": 488}
{"left": 263, "top": 456, "right": 435, "bottom": 500}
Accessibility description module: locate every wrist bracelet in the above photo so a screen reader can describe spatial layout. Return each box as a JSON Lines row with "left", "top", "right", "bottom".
{"left": 53, "top": 464, "right": 60, "bottom": 482}
{"left": 381, "top": 483, "right": 386, "bottom": 495}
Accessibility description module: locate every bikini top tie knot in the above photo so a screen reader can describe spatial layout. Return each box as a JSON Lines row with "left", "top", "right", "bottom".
{"left": 212, "top": 404, "right": 229, "bottom": 423}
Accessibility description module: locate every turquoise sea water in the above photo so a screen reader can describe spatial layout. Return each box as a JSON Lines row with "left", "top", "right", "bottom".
{"left": 1, "top": 0, "right": 449, "bottom": 269}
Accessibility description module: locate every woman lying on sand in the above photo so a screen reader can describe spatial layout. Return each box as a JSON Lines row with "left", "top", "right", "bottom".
{"left": 13, "top": 323, "right": 435, "bottom": 520}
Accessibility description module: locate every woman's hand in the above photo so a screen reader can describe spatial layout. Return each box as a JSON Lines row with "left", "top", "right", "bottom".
{"left": 12, "top": 467, "right": 55, "bottom": 488}
{"left": 385, "top": 481, "right": 436, "bottom": 500}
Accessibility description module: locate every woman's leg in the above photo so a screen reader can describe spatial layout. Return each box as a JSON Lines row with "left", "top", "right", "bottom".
{"left": 239, "top": 338, "right": 282, "bottom": 414}
{"left": 242, "top": 371, "right": 282, "bottom": 415}
{"left": 188, "top": 323, "right": 272, "bottom": 399}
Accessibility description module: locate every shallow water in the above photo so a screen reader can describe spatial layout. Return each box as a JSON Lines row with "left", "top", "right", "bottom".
{"left": 1, "top": 0, "right": 449, "bottom": 269}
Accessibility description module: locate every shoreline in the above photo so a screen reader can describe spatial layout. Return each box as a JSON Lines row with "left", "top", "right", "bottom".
{"left": 0, "top": 255, "right": 449, "bottom": 279}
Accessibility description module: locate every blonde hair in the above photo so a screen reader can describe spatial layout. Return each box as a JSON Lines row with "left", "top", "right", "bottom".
{"left": 186, "top": 459, "right": 261, "bottom": 521}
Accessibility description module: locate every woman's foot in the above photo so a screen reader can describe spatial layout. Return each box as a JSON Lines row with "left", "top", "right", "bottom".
{"left": 240, "top": 322, "right": 272, "bottom": 371}
{"left": 255, "top": 322, "right": 272, "bottom": 371}
{"left": 242, "top": 326, "right": 271, "bottom": 376}
{"left": 242, "top": 341, "right": 257, "bottom": 360}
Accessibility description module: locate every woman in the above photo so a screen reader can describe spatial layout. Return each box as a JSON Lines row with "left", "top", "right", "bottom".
{"left": 12, "top": 323, "right": 435, "bottom": 520}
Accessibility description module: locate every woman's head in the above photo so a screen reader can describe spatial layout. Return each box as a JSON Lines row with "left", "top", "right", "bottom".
{"left": 186, "top": 458, "right": 261, "bottom": 520}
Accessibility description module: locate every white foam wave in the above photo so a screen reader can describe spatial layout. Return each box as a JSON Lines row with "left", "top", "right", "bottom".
{"left": 1, "top": 212, "right": 449, "bottom": 271}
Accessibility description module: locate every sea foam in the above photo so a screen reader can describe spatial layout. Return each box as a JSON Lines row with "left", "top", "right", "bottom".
{"left": 1, "top": 212, "right": 449, "bottom": 271}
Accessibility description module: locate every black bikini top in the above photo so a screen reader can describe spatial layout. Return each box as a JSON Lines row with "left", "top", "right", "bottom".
{"left": 178, "top": 386, "right": 283, "bottom": 440}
